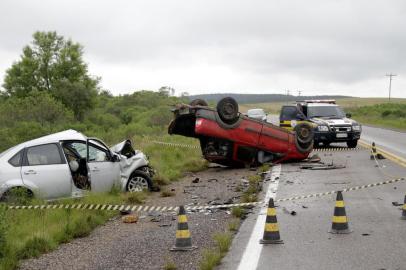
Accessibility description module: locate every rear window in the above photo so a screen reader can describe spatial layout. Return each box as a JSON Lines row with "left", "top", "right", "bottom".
{"left": 26, "top": 144, "right": 63, "bottom": 166}
{"left": 280, "top": 106, "right": 299, "bottom": 120}
{"left": 8, "top": 150, "right": 22, "bottom": 167}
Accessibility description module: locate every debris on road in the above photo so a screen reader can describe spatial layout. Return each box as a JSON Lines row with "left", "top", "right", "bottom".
{"left": 392, "top": 202, "right": 402, "bottom": 206}
{"left": 300, "top": 162, "right": 346, "bottom": 170}
{"left": 122, "top": 214, "right": 138, "bottom": 223}
{"left": 282, "top": 207, "right": 297, "bottom": 216}
{"left": 192, "top": 178, "right": 200, "bottom": 183}
{"left": 304, "top": 154, "right": 321, "bottom": 163}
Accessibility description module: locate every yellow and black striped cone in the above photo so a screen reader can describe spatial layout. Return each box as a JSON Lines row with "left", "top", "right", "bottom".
{"left": 170, "top": 205, "right": 197, "bottom": 251}
{"left": 260, "top": 198, "right": 284, "bottom": 244}
{"left": 329, "top": 191, "right": 352, "bottom": 234}
{"left": 401, "top": 194, "right": 406, "bottom": 220}
{"left": 370, "top": 142, "right": 377, "bottom": 160}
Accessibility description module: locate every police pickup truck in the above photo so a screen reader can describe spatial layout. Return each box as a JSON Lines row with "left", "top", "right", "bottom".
{"left": 279, "top": 100, "right": 362, "bottom": 148}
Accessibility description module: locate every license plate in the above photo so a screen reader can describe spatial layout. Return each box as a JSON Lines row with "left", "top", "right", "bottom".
{"left": 336, "top": 133, "right": 348, "bottom": 138}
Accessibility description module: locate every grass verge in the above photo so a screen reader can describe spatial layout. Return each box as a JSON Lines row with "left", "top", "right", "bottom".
{"left": 199, "top": 232, "right": 233, "bottom": 270}
{"left": 347, "top": 103, "right": 406, "bottom": 131}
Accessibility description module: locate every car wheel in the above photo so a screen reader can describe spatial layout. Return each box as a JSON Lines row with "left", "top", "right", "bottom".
{"left": 217, "top": 97, "right": 239, "bottom": 124}
{"left": 126, "top": 171, "right": 152, "bottom": 192}
{"left": 190, "top": 99, "right": 208, "bottom": 106}
{"left": 1, "top": 187, "right": 33, "bottom": 204}
{"left": 295, "top": 140, "right": 314, "bottom": 154}
{"left": 347, "top": 140, "right": 358, "bottom": 148}
{"left": 294, "top": 123, "right": 314, "bottom": 144}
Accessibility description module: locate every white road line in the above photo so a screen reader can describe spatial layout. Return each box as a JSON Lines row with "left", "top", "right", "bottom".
{"left": 237, "top": 164, "right": 282, "bottom": 270}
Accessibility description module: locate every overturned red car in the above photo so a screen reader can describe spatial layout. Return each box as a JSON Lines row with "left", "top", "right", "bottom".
{"left": 168, "top": 97, "right": 314, "bottom": 167}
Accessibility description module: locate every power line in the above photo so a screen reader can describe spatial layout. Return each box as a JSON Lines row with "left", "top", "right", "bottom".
{"left": 386, "top": 73, "right": 397, "bottom": 101}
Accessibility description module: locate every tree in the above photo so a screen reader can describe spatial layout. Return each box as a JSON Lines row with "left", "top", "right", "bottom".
{"left": 2, "top": 31, "right": 99, "bottom": 120}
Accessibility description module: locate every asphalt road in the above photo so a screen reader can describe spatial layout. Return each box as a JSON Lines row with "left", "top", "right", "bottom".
{"left": 361, "top": 125, "right": 406, "bottom": 160}
{"left": 221, "top": 147, "right": 406, "bottom": 270}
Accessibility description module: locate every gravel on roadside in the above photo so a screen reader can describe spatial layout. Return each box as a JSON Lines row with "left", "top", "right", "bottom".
{"left": 19, "top": 166, "right": 257, "bottom": 270}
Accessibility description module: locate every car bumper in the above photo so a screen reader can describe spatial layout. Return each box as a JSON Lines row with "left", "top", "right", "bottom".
{"left": 314, "top": 131, "right": 361, "bottom": 143}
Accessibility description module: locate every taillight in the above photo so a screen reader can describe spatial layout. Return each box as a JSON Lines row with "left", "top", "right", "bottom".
{"left": 195, "top": 118, "right": 203, "bottom": 128}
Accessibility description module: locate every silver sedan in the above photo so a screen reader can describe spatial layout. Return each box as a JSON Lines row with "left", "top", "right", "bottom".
{"left": 0, "top": 129, "right": 154, "bottom": 201}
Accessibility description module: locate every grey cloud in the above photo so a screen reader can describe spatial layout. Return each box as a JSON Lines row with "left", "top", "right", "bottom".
{"left": 1, "top": 0, "right": 405, "bottom": 96}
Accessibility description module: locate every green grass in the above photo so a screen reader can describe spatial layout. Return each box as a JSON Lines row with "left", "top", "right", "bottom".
{"left": 0, "top": 191, "right": 128, "bottom": 269}
{"left": 199, "top": 232, "right": 233, "bottom": 270}
{"left": 163, "top": 259, "right": 177, "bottom": 270}
{"left": 227, "top": 218, "right": 240, "bottom": 232}
{"left": 137, "top": 134, "right": 207, "bottom": 184}
{"left": 231, "top": 207, "right": 244, "bottom": 218}
{"left": 347, "top": 103, "right": 406, "bottom": 131}
{"left": 241, "top": 175, "right": 261, "bottom": 203}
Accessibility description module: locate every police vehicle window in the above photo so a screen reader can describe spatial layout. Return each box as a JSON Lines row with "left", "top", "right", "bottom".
{"left": 281, "top": 106, "right": 299, "bottom": 120}
{"left": 26, "top": 144, "right": 63, "bottom": 166}
{"left": 8, "top": 150, "right": 22, "bottom": 167}
{"left": 307, "top": 106, "right": 345, "bottom": 118}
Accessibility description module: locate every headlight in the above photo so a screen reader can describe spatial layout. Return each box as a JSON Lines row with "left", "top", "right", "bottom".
{"left": 352, "top": 124, "right": 361, "bottom": 131}
{"left": 317, "top": 125, "right": 329, "bottom": 132}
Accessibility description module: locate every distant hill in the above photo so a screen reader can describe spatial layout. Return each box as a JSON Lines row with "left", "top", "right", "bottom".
{"left": 188, "top": 93, "right": 352, "bottom": 104}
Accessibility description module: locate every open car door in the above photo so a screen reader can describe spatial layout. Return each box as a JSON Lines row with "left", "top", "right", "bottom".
{"left": 86, "top": 138, "right": 120, "bottom": 192}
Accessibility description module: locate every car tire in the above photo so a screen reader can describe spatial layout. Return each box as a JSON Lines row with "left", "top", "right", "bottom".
{"left": 294, "top": 123, "right": 314, "bottom": 144}
{"left": 1, "top": 187, "right": 33, "bottom": 204}
{"left": 126, "top": 171, "right": 152, "bottom": 192}
{"left": 217, "top": 97, "right": 239, "bottom": 124}
{"left": 347, "top": 140, "right": 358, "bottom": 148}
{"left": 189, "top": 99, "right": 208, "bottom": 106}
{"left": 295, "top": 140, "right": 314, "bottom": 154}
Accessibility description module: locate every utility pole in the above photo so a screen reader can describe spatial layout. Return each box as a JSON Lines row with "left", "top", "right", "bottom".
{"left": 386, "top": 73, "right": 397, "bottom": 101}
{"left": 286, "top": 90, "right": 290, "bottom": 104}
{"left": 298, "top": 90, "right": 302, "bottom": 97}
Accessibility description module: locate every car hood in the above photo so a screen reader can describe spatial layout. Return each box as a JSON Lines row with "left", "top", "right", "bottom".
{"left": 110, "top": 140, "right": 140, "bottom": 157}
{"left": 311, "top": 117, "right": 356, "bottom": 126}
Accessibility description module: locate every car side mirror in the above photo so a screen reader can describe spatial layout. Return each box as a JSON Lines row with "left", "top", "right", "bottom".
{"left": 346, "top": 113, "right": 352, "bottom": 118}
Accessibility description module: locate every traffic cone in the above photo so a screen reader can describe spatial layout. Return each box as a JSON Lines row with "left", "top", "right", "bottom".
{"left": 260, "top": 198, "right": 283, "bottom": 244}
{"left": 329, "top": 191, "right": 352, "bottom": 234}
{"left": 170, "top": 205, "right": 197, "bottom": 251}
{"left": 401, "top": 194, "right": 406, "bottom": 220}
{"left": 370, "top": 142, "right": 377, "bottom": 160}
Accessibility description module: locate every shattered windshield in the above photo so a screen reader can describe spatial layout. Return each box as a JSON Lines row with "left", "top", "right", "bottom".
{"left": 307, "top": 106, "right": 345, "bottom": 118}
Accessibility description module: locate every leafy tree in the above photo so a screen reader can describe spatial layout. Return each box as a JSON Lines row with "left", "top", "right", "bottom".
{"left": 0, "top": 91, "right": 74, "bottom": 127}
{"left": 3, "top": 31, "right": 98, "bottom": 119}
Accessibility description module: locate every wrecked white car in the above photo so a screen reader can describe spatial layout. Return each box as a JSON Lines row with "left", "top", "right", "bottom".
{"left": 0, "top": 129, "right": 155, "bottom": 201}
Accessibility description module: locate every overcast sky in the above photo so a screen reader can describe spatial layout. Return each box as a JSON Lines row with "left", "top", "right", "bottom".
{"left": 1, "top": 0, "right": 405, "bottom": 97}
